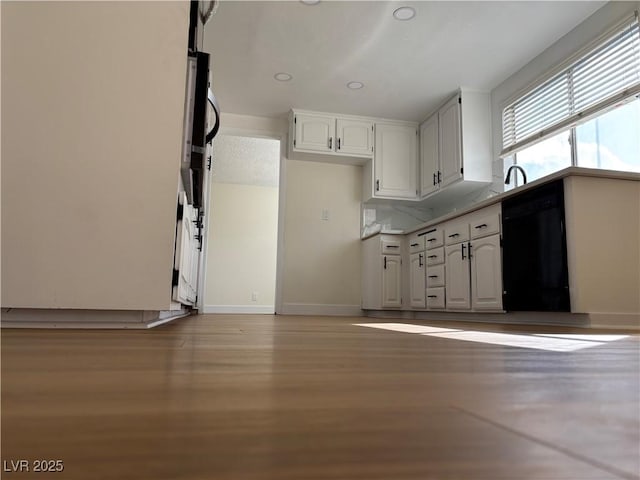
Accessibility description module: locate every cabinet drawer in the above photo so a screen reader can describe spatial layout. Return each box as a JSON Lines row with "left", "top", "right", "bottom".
{"left": 470, "top": 212, "right": 500, "bottom": 239}
{"left": 408, "top": 234, "right": 426, "bottom": 253}
{"left": 424, "top": 228, "right": 444, "bottom": 249}
{"left": 426, "top": 264, "right": 445, "bottom": 288}
{"left": 426, "top": 287, "right": 446, "bottom": 309}
{"left": 445, "top": 222, "right": 470, "bottom": 245}
{"left": 381, "top": 238, "right": 402, "bottom": 254}
{"left": 425, "top": 247, "right": 444, "bottom": 266}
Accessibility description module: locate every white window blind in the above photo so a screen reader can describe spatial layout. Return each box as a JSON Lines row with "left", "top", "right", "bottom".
{"left": 502, "top": 12, "right": 640, "bottom": 157}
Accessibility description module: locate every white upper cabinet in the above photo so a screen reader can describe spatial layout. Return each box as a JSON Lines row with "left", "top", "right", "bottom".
{"left": 289, "top": 109, "right": 374, "bottom": 164}
{"left": 420, "top": 114, "right": 439, "bottom": 197}
{"left": 439, "top": 95, "right": 463, "bottom": 188}
{"left": 419, "top": 89, "right": 492, "bottom": 201}
{"left": 371, "top": 122, "right": 418, "bottom": 199}
{"left": 336, "top": 118, "right": 374, "bottom": 156}
{"left": 294, "top": 113, "right": 335, "bottom": 153}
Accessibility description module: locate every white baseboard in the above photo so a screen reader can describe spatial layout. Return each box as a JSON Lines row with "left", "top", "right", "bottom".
{"left": 201, "top": 305, "right": 275, "bottom": 314}
{"left": 279, "top": 303, "right": 363, "bottom": 316}
{"left": 587, "top": 312, "right": 640, "bottom": 330}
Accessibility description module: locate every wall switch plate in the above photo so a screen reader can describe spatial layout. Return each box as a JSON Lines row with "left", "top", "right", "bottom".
{"left": 321, "top": 209, "right": 330, "bottom": 221}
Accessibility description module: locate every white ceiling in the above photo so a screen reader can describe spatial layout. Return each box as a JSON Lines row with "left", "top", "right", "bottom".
{"left": 203, "top": 1, "right": 606, "bottom": 122}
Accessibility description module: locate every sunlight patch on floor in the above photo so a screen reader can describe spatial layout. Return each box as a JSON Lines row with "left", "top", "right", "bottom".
{"left": 354, "top": 323, "right": 460, "bottom": 334}
{"left": 355, "top": 323, "right": 629, "bottom": 352}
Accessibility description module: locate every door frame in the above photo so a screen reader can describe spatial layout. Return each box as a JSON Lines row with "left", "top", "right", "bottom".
{"left": 198, "top": 127, "right": 286, "bottom": 315}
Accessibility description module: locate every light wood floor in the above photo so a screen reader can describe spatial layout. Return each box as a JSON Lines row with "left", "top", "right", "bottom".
{"left": 2, "top": 315, "right": 639, "bottom": 480}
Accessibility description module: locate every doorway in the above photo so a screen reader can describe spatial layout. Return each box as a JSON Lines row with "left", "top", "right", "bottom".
{"left": 202, "top": 134, "right": 281, "bottom": 313}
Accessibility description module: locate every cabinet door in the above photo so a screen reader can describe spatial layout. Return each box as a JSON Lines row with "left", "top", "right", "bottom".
{"left": 382, "top": 255, "right": 402, "bottom": 308}
{"left": 409, "top": 252, "right": 426, "bottom": 309}
{"left": 445, "top": 243, "right": 470, "bottom": 310}
{"left": 294, "top": 113, "right": 335, "bottom": 152}
{"left": 374, "top": 123, "right": 417, "bottom": 199}
{"left": 439, "top": 96, "right": 462, "bottom": 188}
{"left": 470, "top": 234, "right": 503, "bottom": 311}
{"left": 420, "top": 114, "right": 439, "bottom": 197}
{"left": 173, "top": 194, "right": 198, "bottom": 305}
{"left": 336, "top": 118, "right": 373, "bottom": 157}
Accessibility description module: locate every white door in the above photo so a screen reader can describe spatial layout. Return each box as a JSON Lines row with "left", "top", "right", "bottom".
{"left": 294, "top": 113, "right": 335, "bottom": 152}
{"left": 173, "top": 192, "right": 198, "bottom": 305}
{"left": 382, "top": 255, "right": 402, "bottom": 308}
{"left": 409, "top": 252, "right": 426, "bottom": 308}
{"left": 470, "top": 234, "right": 503, "bottom": 311}
{"left": 420, "top": 114, "right": 439, "bottom": 197}
{"left": 336, "top": 118, "right": 373, "bottom": 156}
{"left": 445, "top": 243, "right": 470, "bottom": 310}
{"left": 374, "top": 123, "right": 417, "bottom": 199}
{"left": 439, "top": 96, "right": 462, "bottom": 188}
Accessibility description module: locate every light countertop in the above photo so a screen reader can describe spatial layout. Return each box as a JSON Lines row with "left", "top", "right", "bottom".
{"left": 362, "top": 167, "right": 640, "bottom": 240}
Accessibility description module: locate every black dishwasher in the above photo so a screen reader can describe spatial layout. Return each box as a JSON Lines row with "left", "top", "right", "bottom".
{"left": 502, "top": 179, "right": 570, "bottom": 312}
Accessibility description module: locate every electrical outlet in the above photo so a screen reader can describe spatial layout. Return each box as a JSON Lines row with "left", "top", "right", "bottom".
{"left": 251, "top": 292, "right": 258, "bottom": 302}
{"left": 321, "top": 209, "right": 330, "bottom": 221}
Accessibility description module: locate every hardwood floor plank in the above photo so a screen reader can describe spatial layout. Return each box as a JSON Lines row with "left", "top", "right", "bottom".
{"left": 2, "top": 314, "right": 638, "bottom": 479}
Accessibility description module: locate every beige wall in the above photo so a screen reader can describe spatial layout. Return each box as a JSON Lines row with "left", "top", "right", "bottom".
{"left": 214, "top": 113, "right": 364, "bottom": 315}
{"left": 281, "top": 160, "right": 362, "bottom": 314}
{"left": 1, "top": 2, "right": 189, "bottom": 310}
{"left": 205, "top": 183, "right": 279, "bottom": 310}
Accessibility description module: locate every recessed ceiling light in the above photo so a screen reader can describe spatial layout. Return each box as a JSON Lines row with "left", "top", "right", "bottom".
{"left": 347, "top": 81, "right": 364, "bottom": 90}
{"left": 393, "top": 6, "right": 416, "bottom": 21}
{"left": 300, "top": 0, "right": 320, "bottom": 5}
{"left": 274, "top": 72, "right": 293, "bottom": 82}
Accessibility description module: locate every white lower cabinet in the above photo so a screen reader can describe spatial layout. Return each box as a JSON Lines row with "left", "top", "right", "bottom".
{"left": 445, "top": 242, "right": 471, "bottom": 310}
{"left": 363, "top": 205, "right": 503, "bottom": 314}
{"left": 444, "top": 204, "right": 503, "bottom": 311}
{"left": 361, "top": 234, "right": 402, "bottom": 310}
{"left": 382, "top": 254, "right": 402, "bottom": 308}
{"left": 409, "top": 252, "right": 426, "bottom": 308}
{"left": 470, "top": 234, "right": 503, "bottom": 310}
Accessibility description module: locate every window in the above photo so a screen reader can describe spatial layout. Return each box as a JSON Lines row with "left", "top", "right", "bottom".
{"left": 502, "top": 11, "right": 640, "bottom": 184}
{"left": 575, "top": 99, "right": 640, "bottom": 172}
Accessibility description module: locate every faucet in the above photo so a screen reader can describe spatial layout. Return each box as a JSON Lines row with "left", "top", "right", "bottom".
{"left": 505, "top": 165, "right": 527, "bottom": 186}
